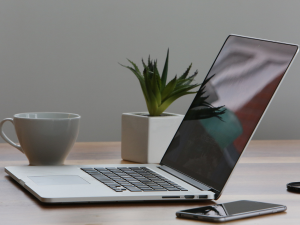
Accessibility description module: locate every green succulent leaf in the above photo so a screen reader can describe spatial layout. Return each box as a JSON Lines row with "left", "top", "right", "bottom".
{"left": 175, "top": 78, "right": 189, "bottom": 87}
{"left": 143, "top": 67, "right": 158, "bottom": 115}
{"left": 169, "top": 84, "right": 200, "bottom": 98}
{"left": 151, "top": 71, "right": 161, "bottom": 106}
{"left": 161, "top": 76, "right": 177, "bottom": 101}
{"left": 142, "top": 58, "right": 147, "bottom": 69}
{"left": 153, "top": 61, "right": 161, "bottom": 90}
{"left": 147, "top": 55, "right": 154, "bottom": 76}
{"left": 178, "top": 63, "right": 192, "bottom": 80}
{"left": 119, "top": 62, "right": 148, "bottom": 103}
{"left": 182, "top": 70, "right": 198, "bottom": 86}
{"left": 126, "top": 59, "right": 143, "bottom": 78}
{"left": 119, "top": 62, "right": 142, "bottom": 80}
{"left": 161, "top": 49, "right": 169, "bottom": 90}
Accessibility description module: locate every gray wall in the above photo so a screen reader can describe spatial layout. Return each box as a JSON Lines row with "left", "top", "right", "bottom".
{"left": 0, "top": 0, "right": 300, "bottom": 143}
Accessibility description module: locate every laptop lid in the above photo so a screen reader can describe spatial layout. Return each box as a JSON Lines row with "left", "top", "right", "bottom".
{"left": 160, "top": 35, "right": 298, "bottom": 199}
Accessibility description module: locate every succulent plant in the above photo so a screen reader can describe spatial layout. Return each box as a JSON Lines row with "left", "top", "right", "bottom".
{"left": 120, "top": 49, "right": 200, "bottom": 116}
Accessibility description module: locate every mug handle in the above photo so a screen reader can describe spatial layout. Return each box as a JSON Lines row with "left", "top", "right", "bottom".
{"left": 0, "top": 118, "right": 24, "bottom": 153}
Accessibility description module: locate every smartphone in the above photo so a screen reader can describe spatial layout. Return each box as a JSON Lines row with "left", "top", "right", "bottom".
{"left": 176, "top": 200, "right": 286, "bottom": 222}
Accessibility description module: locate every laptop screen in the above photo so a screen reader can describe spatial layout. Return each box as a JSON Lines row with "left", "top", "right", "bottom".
{"left": 161, "top": 35, "right": 298, "bottom": 191}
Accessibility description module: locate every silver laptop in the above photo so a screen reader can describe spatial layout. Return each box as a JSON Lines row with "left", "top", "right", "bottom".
{"left": 5, "top": 35, "right": 298, "bottom": 203}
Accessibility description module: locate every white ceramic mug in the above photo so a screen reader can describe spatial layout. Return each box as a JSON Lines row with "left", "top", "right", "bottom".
{"left": 0, "top": 112, "right": 80, "bottom": 165}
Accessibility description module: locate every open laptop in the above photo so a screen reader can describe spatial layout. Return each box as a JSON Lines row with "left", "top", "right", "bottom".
{"left": 5, "top": 35, "right": 298, "bottom": 203}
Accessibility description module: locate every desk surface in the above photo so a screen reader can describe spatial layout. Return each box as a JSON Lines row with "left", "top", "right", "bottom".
{"left": 1, "top": 140, "right": 300, "bottom": 225}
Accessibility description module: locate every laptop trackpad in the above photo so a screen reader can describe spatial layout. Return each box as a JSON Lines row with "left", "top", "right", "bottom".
{"left": 28, "top": 175, "right": 89, "bottom": 185}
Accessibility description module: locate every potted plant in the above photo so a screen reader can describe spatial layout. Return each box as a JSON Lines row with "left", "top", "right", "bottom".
{"left": 120, "top": 49, "right": 200, "bottom": 163}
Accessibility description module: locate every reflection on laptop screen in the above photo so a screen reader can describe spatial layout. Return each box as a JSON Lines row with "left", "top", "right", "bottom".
{"left": 161, "top": 35, "right": 298, "bottom": 191}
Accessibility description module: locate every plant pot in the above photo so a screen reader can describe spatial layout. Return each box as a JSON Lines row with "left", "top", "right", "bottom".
{"left": 121, "top": 112, "right": 184, "bottom": 164}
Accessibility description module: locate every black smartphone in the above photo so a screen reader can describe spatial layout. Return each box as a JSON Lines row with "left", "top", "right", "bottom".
{"left": 176, "top": 200, "right": 286, "bottom": 222}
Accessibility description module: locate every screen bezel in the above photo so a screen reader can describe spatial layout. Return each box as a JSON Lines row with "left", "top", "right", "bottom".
{"left": 160, "top": 34, "right": 299, "bottom": 199}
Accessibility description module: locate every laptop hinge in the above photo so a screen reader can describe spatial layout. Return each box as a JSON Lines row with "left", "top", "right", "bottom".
{"left": 158, "top": 165, "right": 220, "bottom": 197}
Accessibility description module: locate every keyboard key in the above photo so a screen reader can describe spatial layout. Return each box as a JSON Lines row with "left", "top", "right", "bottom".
{"left": 134, "top": 183, "right": 147, "bottom": 186}
{"left": 128, "top": 189, "right": 142, "bottom": 192}
{"left": 110, "top": 169, "right": 122, "bottom": 172}
{"left": 166, "top": 188, "right": 180, "bottom": 191}
{"left": 86, "top": 172, "right": 100, "bottom": 175}
{"left": 106, "top": 182, "right": 120, "bottom": 185}
{"left": 93, "top": 175, "right": 110, "bottom": 179}
{"left": 155, "top": 181, "right": 166, "bottom": 183}
{"left": 108, "top": 185, "right": 122, "bottom": 188}
{"left": 122, "top": 185, "right": 135, "bottom": 188}
{"left": 114, "top": 179, "right": 127, "bottom": 182}
{"left": 161, "top": 186, "right": 174, "bottom": 189}
{"left": 120, "top": 169, "right": 132, "bottom": 172}
{"left": 153, "top": 188, "right": 166, "bottom": 191}
{"left": 130, "top": 181, "right": 141, "bottom": 183}
{"left": 137, "top": 178, "right": 149, "bottom": 181}
{"left": 127, "top": 187, "right": 141, "bottom": 190}
{"left": 115, "top": 173, "right": 127, "bottom": 176}
{"left": 137, "top": 186, "right": 150, "bottom": 189}
{"left": 148, "top": 185, "right": 162, "bottom": 189}
{"left": 130, "top": 174, "right": 141, "bottom": 177}
{"left": 140, "top": 188, "right": 153, "bottom": 191}
{"left": 139, "top": 187, "right": 152, "bottom": 189}
{"left": 101, "top": 171, "right": 114, "bottom": 174}
{"left": 142, "top": 189, "right": 161, "bottom": 192}
{"left": 179, "top": 188, "right": 188, "bottom": 191}
{"left": 105, "top": 172, "right": 116, "bottom": 175}
{"left": 99, "top": 179, "right": 114, "bottom": 183}
{"left": 91, "top": 174, "right": 107, "bottom": 178}
{"left": 81, "top": 167, "right": 95, "bottom": 170}
{"left": 94, "top": 167, "right": 107, "bottom": 170}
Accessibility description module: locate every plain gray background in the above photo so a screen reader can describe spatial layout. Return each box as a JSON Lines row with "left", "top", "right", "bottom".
{"left": 0, "top": 0, "right": 299, "bottom": 143}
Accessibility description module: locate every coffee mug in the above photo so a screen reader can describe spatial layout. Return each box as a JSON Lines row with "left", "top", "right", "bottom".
{"left": 0, "top": 112, "right": 80, "bottom": 165}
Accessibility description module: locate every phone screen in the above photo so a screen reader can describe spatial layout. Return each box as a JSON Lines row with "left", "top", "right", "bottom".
{"left": 181, "top": 200, "right": 283, "bottom": 217}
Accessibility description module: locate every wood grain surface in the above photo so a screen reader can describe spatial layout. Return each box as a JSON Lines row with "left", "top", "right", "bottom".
{"left": 1, "top": 140, "right": 300, "bottom": 225}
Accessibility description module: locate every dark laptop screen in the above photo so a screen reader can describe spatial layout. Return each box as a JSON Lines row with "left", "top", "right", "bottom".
{"left": 161, "top": 35, "right": 298, "bottom": 191}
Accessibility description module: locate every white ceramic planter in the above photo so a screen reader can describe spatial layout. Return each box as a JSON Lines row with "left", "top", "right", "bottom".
{"left": 121, "top": 112, "right": 184, "bottom": 164}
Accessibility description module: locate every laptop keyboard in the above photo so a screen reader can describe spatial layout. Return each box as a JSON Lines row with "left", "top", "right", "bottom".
{"left": 81, "top": 167, "right": 188, "bottom": 192}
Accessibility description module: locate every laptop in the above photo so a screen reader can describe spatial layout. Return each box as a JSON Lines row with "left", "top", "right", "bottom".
{"left": 5, "top": 35, "right": 298, "bottom": 203}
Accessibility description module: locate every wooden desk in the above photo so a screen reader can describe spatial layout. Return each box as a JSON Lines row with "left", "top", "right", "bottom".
{"left": 1, "top": 140, "right": 300, "bottom": 224}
